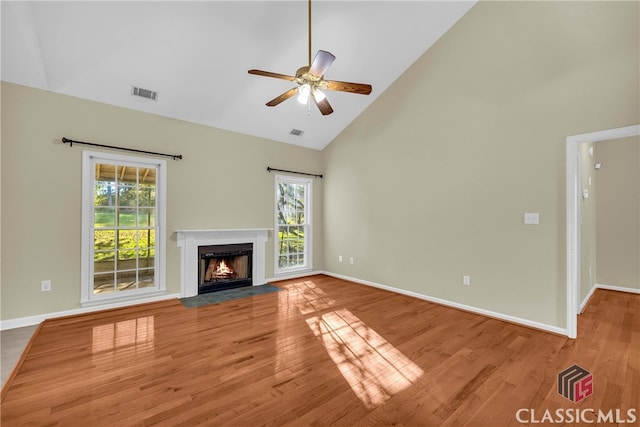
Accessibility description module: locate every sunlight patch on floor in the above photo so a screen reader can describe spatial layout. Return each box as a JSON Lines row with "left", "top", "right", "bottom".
{"left": 92, "top": 316, "right": 155, "bottom": 355}
{"left": 278, "top": 279, "right": 424, "bottom": 408}
{"left": 307, "top": 307, "right": 422, "bottom": 408}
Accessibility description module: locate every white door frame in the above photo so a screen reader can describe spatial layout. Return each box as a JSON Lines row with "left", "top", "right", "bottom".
{"left": 566, "top": 124, "right": 640, "bottom": 338}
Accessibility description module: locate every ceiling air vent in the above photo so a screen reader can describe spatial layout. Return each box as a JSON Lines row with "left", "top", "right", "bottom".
{"left": 132, "top": 86, "right": 157, "bottom": 101}
{"left": 290, "top": 129, "right": 304, "bottom": 136}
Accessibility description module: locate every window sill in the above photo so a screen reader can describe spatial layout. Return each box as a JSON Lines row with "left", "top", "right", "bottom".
{"left": 273, "top": 266, "right": 313, "bottom": 277}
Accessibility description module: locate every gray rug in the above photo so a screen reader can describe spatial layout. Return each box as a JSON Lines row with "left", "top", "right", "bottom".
{"left": 180, "top": 284, "right": 281, "bottom": 308}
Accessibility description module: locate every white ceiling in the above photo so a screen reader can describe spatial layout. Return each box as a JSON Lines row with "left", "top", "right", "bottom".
{"left": 2, "top": 1, "right": 476, "bottom": 150}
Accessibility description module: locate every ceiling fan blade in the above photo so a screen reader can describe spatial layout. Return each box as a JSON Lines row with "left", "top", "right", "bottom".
{"left": 308, "top": 50, "right": 335, "bottom": 78}
{"left": 313, "top": 92, "right": 334, "bottom": 116}
{"left": 248, "top": 69, "right": 296, "bottom": 81}
{"left": 325, "top": 80, "right": 372, "bottom": 95}
{"left": 266, "top": 87, "right": 299, "bottom": 107}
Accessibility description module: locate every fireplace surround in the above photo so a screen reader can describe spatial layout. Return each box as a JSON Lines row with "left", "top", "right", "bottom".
{"left": 176, "top": 229, "right": 271, "bottom": 298}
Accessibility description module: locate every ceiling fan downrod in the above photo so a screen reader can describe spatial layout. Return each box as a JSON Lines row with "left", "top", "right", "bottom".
{"left": 307, "top": 0, "right": 312, "bottom": 66}
{"left": 247, "top": 0, "right": 372, "bottom": 116}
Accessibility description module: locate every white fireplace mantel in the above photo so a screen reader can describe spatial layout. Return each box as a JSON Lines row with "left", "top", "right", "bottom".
{"left": 176, "top": 228, "right": 272, "bottom": 298}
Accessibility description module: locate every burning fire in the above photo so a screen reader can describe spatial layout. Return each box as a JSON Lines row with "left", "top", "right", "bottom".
{"left": 204, "top": 258, "right": 237, "bottom": 281}
{"left": 216, "top": 260, "right": 233, "bottom": 276}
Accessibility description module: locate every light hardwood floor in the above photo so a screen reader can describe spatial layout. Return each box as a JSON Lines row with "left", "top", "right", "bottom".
{"left": 1, "top": 275, "right": 638, "bottom": 426}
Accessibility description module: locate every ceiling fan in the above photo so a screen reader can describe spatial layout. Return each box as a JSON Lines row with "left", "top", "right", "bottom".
{"left": 248, "top": 0, "right": 372, "bottom": 116}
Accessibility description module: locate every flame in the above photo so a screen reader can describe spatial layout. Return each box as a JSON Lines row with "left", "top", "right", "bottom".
{"left": 216, "top": 260, "right": 233, "bottom": 275}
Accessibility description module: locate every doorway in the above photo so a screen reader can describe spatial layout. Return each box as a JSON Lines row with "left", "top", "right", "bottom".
{"left": 566, "top": 124, "right": 640, "bottom": 338}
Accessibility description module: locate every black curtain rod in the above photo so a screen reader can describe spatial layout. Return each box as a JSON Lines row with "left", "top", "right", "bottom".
{"left": 267, "top": 166, "right": 323, "bottom": 179}
{"left": 61, "top": 137, "right": 183, "bottom": 160}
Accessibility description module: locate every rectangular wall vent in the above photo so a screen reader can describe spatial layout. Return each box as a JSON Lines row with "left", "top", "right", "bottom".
{"left": 290, "top": 129, "right": 304, "bottom": 136}
{"left": 132, "top": 86, "right": 157, "bottom": 101}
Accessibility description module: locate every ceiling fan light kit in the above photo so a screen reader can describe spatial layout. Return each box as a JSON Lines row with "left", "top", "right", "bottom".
{"left": 297, "top": 83, "right": 311, "bottom": 104}
{"left": 248, "top": 0, "right": 372, "bottom": 116}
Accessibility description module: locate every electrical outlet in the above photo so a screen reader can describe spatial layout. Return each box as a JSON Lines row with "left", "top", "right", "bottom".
{"left": 463, "top": 276, "right": 470, "bottom": 286}
{"left": 338, "top": 255, "right": 343, "bottom": 263}
{"left": 41, "top": 280, "right": 52, "bottom": 292}
{"left": 349, "top": 257, "right": 354, "bottom": 265}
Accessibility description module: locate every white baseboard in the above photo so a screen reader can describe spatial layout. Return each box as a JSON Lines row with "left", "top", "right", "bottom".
{"left": 0, "top": 293, "right": 181, "bottom": 331}
{"left": 320, "top": 271, "right": 568, "bottom": 337}
{"left": 596, "top": 283, "right": 640, "bottom": 294}
{"left": 1, "top": 269, "right": 324, "bottom": 331}
{"left": 4, "top": 270, "right": 596, "bottom": 337}
{"left": 580, "top": 284, "right": 599, "bottom": 313}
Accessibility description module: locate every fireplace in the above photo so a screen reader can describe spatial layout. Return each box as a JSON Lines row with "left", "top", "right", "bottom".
{"left": 198, "top": 243, "right": 253, "bottom": 293}
{"left": 176, "top": 228, "right": 270, "bottom": 298}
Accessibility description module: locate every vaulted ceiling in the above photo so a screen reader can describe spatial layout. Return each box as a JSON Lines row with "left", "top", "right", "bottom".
{"left": 2, "top": 1, "right": 476, "bottom": 150}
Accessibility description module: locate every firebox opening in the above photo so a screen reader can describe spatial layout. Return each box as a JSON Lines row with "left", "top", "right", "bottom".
{"left": 198, "top": 243, "right": 253, "bottom": 293}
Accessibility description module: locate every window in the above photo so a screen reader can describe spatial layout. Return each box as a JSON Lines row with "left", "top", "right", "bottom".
{"left": 81, "top": 151, "right": 166, "bottom": 305}
{"left": 275, "top": 175, "right": 312, "bottom": 274}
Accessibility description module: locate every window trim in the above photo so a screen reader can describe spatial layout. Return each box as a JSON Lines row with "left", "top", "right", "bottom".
{"left": 274, "top": 174, "right": 313, "bottom": 275}
{"left": 81, "top": 150, "right": 167, "bottom": 306}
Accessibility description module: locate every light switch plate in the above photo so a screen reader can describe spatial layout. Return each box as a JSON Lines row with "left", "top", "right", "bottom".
{"left": 524, "top": 213, "right": 539, "bottom": 225}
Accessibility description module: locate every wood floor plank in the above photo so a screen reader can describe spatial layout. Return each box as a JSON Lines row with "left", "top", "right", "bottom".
{"left": 1, "top": 275, "right": 638, "bottom": 426}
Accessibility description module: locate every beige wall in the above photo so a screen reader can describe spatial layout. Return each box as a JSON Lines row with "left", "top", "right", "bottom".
{"left": 1, "top": 82, "right": 324, "bottom": 320}
{"left": 595, "top": 136, "right": 640, "bottom": 290}
{"left": 2, "top": 1, "right": 639, "bottom": 329}
{"left": 322, "top": 1, "right": 639, "bottom": 328}
{"left": 0, "top": 83, "right": 3, "bottom": 322}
